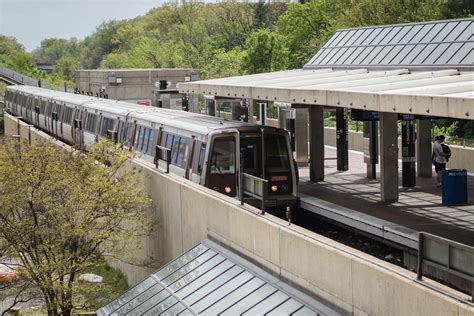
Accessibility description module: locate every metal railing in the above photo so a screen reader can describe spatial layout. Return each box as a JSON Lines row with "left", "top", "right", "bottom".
{"left": 417, "top": 232, "right": 473, "bottom": 301}
{"left": 0, "top": 66, "right": 47, "bottom": 87}
{"left": 239, "top": 172, "right": 268, "bottom": 214}
{"left": 154, "top": 145, "right": 171, "bottom": 173}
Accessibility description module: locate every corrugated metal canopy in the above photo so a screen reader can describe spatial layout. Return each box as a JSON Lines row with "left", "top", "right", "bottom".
{"left": 97, "top": 240, "right": 338, "bottom": 316}
{"left": 178, "top": 68, "right": 474, "bottom": 120}
{"left": 305, "top": 19, "right": 473, "bottom": 70}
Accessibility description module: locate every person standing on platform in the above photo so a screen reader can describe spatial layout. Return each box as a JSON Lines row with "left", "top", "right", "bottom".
{"left": 433, "top": 135, "right": 449, "bottom": 187}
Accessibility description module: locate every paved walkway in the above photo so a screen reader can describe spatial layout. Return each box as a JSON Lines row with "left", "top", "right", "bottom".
{"left": 298, "top": 146, "right": 474, "bottom": 246}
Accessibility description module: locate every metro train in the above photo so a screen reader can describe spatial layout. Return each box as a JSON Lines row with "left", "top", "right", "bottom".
{"left": 4, "top": 85, "right": 298, "bottom": 209}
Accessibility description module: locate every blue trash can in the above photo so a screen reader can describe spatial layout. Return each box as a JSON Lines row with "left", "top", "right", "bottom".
{"left": 442, "top": 169, "right": 468, "bottom": 205}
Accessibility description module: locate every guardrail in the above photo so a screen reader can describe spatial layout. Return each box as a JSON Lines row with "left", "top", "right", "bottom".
{"left": 154, "top": 145, "right": 172, "bottom": 173}
{"left": 239, "top": 172, "right": 268, "bottom": 214}
{"left": 417, "top": 232, "right": 473, "bottom": 301}
{"left": 0, "top": 66, "right": 45, "bottom": 87}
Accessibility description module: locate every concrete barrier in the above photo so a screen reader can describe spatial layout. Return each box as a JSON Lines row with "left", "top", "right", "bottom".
{"left": 5, "top": 114, "right": 473, "bottom": 316}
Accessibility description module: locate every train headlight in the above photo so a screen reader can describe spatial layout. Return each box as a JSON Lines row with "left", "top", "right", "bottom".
{"left": 224, "top": 186, "right": 232, "bottom": 193}
{"left": 271, "top": 185, "right": 278, "bottom": 192}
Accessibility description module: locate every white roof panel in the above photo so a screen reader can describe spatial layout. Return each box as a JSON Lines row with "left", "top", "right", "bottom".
{"left": 178, "top": 68, "right": 474, "bottom": 120}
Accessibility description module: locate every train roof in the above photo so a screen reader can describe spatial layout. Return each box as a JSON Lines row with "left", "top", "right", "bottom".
{"left": 7, "top": 85, "right": 277, "bottom": 136}
{"left": 131, "top": 108, "right": 252, "bottom": 134}
{"left": 7, "top": 85, "right": 96, "bottom": 104}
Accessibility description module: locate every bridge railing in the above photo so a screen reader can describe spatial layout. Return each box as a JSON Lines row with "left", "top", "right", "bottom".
{"left": 417, "top": 232, "right": 473, "bottom": 301}
{"left": 0, "top": 66, "right": 41, "bottom": 86}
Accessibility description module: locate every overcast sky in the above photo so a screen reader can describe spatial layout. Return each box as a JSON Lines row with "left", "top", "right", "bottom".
{"left": 0, "top": 0, "right": 167, "bottom": 51}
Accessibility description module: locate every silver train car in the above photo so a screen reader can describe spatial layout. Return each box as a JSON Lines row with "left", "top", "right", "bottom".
{"left": 4, "top": 85, "right": 298, "bottom": 209}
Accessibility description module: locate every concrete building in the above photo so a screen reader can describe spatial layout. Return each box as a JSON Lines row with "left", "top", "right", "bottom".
{"left": 75, "top": 68, "right": 199, "bottom": 110}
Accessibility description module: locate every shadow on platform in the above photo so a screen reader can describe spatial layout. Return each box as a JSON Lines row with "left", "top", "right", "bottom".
{"left": 298, "top": 147, "right": 474, "bottom": 246}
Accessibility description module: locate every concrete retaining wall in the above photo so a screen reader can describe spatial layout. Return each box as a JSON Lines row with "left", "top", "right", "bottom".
{"left": 5, "top": 114, "right": 473, "bottom": 316}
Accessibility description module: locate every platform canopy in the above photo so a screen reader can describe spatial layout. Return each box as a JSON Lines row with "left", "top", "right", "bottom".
{"left": 178, "top": 18, "right": 473, "bottom": 120}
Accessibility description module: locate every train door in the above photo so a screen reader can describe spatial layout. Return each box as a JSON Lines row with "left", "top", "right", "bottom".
{"left": 51, "top": 102, "right": 59, "bottom": 137}
{"left": 206, "top": 132, "right": 239, "bottom": 197}
{"left": 73, "top": 109, "right": 84, "bottom": 149}
{"left": 185, "top": 136, "right": 196, "bottom": 180}
{"left": 34, "top": 99, "right": 40, "bottom": 126}
{"left": 240, "top": 132, "right": 263, "bottom": 178}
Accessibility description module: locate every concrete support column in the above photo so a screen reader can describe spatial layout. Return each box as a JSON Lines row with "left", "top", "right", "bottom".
{"left": 417, "top": 119, "right": 433, "bottom": 178}
{"left": 189, "top": 93, "right": 199, "bottom": 113}
{"left": 295, "top": 108, "right": 309, "bottom": 166}
{"left": 248, "top": 99, "right": 254, "bottom": 123}
{"left": 208, "top": 99, "right": 216, "bottom": 116}
{"left": 278, "top": 107, "right": 285, "bottom": 128}
{"left": 380, "top": 112, "right": 399, "bottom": 202}
{"left": 309, "top": 105, "right": 324, "bottom": 182}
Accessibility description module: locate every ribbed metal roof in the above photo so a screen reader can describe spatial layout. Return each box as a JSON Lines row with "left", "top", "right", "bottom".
{"left": 97, "top": 240, "right": 339, "bottom": 316}
{"left": 305, "top": 18, "right": 473, "bottom": 70}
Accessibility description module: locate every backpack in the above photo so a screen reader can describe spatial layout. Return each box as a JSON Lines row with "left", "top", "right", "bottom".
{"left": 432, "top": 143, "right": 452, "bottom": 164}
{"left": 441, "top": 143, "right": 451, "bottom": 162}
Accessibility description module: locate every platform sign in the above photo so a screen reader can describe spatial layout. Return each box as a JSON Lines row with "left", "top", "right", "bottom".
{"left": 401, "top": 114, "right": 416, "bottom": 187}
{"left": 136, "top": 100, "right": 151, "bottom": 106}
{"left": 351, "top": 109, "right": 379, "bottom": 121}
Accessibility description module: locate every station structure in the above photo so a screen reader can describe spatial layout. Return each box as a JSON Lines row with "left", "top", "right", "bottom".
{"left": 178, "top": 19, "right": 474, "bottom": 259}
{"left": 75, "top": 68, "right": 199, "bottom": 109}
{"left": 2, "top": 18, "right": 473, "bottom": 314}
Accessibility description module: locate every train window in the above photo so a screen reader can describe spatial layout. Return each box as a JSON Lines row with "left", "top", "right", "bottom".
{"left": 165, "top": 134, "right": 188, "bottom": 167}
{"left": 100, "top": 117, "right": 115, "bottom": 136}
{"left": 123, "top": 122, "right": 133, "bottom": 143}
{"left": 265, "top": 134, "right": 290, "bottom": 173}
{"left": 197, "top": 143, "right": 206, "bottom": 174}
{"left": 63, "top": 107, "right": 73, "bottom": 125}
{"left": 175, "top": 137, "right": 187, "bottom": 166}
{"left": 45, "top": 102, "right": 52, "bottom": 118}
{"left": 210, "top": 139, "right": 235, "bottom": 175}
{"left": 145, "top": 129, "right": 156, "bottom": 156}
{"left": 165, "top": 133, "right": 174, "bottom": 150}
{"left": 20, "top": 95, "right": 26, "bottom": 107}
{"left": 39, "top": 101, "right": 46, "bottom": 114}
{"left": 85, "top": 113, "right": 97, "bottom": 133}
{"left": 135, "top": 126, "right": 145, "bottom": 150}
{"left": 117, "top": 121, "right": 124, "bottom": 142}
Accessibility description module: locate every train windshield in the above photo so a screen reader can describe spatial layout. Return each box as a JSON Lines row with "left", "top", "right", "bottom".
{"left": 210, "top": 138, "right": 236, "bottom": 174}
{"left": 265, "top": 134, "right": 290, "bottom": 173}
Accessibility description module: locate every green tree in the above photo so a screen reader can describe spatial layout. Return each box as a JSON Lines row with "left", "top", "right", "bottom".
{"left": 122, "top": 37, "right": 161, "bottom": 68}
{"left": 80, "top": 20, "right": 123, "bottom": 69}
{"left": 0, "top": 139, "right": 151, "bottom": 315}
{"left": 31, "top": 38, "right": 81, "bottom": 64}
{"left": 276, "top": 0, "right": 351, "bottom": 68}
{"left": 0, "top": 35, "right": 24, "bottom": 56}
{"left": 53, "top": 55, "right": 81, "bottom": 81}
{"left": 336, "top": 0, "right": 446, "bottom": 27}
{"left": 243, "top": 29, "right": 289, "bottom": 74}
{"left": 202, "top": 48, "right": 246, "bottom": 79}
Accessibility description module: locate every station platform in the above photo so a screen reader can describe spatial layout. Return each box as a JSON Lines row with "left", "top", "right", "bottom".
{"left": 298, "top": 146, "right": 474, "bottom": 249}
